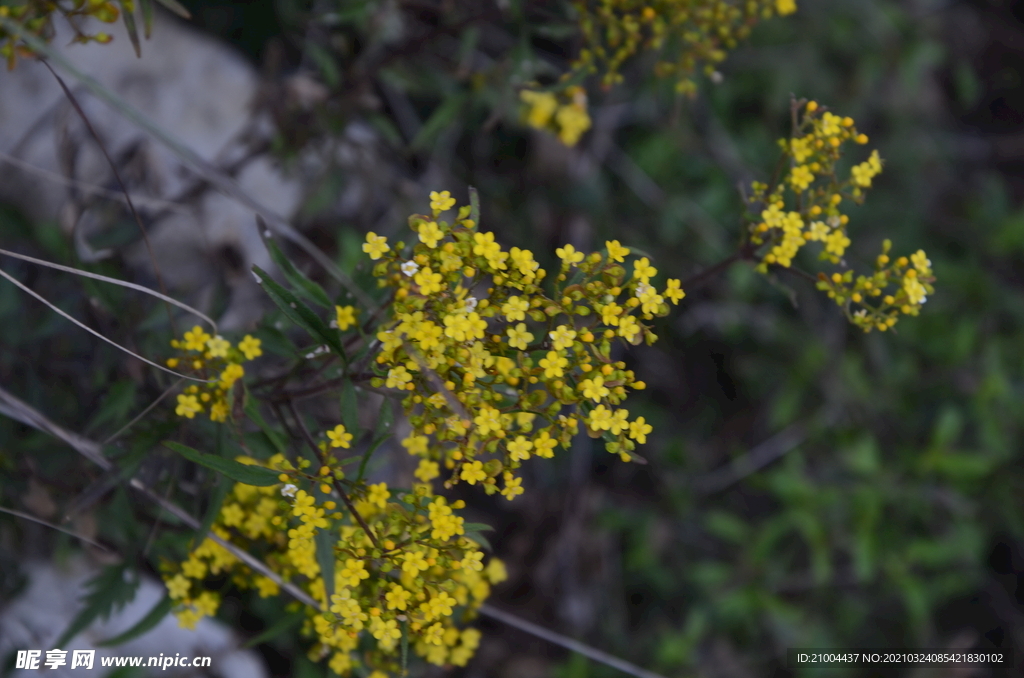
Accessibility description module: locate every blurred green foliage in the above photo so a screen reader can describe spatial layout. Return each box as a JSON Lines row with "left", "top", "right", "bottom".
{"left": 3, "top": 1, "right": 1024, "bottom": 677}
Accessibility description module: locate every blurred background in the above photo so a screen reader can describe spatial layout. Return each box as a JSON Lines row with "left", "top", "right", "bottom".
{"left": 2, "top": 0, "right": 1024, "bottom": 677}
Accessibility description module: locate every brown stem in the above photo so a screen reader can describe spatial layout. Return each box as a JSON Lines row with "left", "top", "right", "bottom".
{"left": 284, "top": 400, "right": 380, "bottom": 549}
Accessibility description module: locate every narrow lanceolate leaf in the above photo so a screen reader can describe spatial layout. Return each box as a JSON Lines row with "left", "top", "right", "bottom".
{"left": 315, "top": 528, "right": 337, "bottom": 602}
{"left": 140, "top": 0, "right": 153, "bottom": 38}
{"left": 252, "top": 265, "right": 347, "bottom": 365}
{"left": 357, "top": 400, "right": 394, "bottom": 482}
{"left": 244, "top": 387, "right": 288, "bottom": 456}
{"left": 96, "top": 595, "right": 172, "bottom": 647}
{"left": 243, "top": 609, "right": 306, "bottom": 648}
{"left": 340, "top": 380, "right": 360, "bottom": 438}
{"left": 259, "top": 222, "right": 333, "bottom": 308}
{"left": 163, "top": 441, "right": 279, "bottom": 487}
{"left": 153, "top": 0, "right": 191, "bottom": 18}
{"left": 410, "top": 92, "right": 467, "bottom": 151}
{"left": 120, "top": 2, "right": 142, "bottom": 58}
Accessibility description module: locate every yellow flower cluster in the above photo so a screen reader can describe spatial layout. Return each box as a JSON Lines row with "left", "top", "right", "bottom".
{"left": 519, "top": 86, "right": 593, "bottom": 146}
{"left": 167, "top": 326, "right": 263, "bottom": 422}
{"left": 747, "top": 100, "right": 936, "bottom": 332}
{"left": 163, "top": 450, "right": 506, "bottom": 676}
{"left": 0, "top": 1, "right": 121, "bottom": 70}
{"left": 367, "top": 190, "right": 682, "bottom": 501}
{"left": 572, "top": 0, "right": 798, "bottom": 93}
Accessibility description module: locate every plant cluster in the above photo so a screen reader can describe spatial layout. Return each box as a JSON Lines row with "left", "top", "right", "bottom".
{"left": 571, "top": 0, "right": 797, "bottom": 93}
{"left": 748, "top": 100, "right": 936, "bottom": 332}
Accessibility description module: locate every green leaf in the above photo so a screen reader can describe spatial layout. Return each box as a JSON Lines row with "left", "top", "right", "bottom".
{"left": 243, "top": 609, "right": 306, "bottom": 648}
{"left": 153, "top": 0, "right": 191, "bottom": 18}
{"left": 140, "top": 0, "right": 153, "bottom": 38}
{"left": 55, "top": 564, "right": 139, "bottom": 647}
{"left": 340, "top": 380, "right": 359, "bottom": 438}
{"left": 164, "top": 441, "right": 280, "bottom": 487}
{"left": 244, "top": 388, "right": 288, "bottom": 456}
{"left": 462, "top": 522, "right": 494, "bottom": 533}
{"left": 86, "top": 380, "right": 136, "bottom": 434}
{"left": 259, "top": 225, "right": 333, "bottom": 308}
{"left": 357, "top": 400, "right": 394, "bottom": 481}
{"left": 193, "top": 474, "right": 231, "bottom": 549}
{"left": 315, "top": 527, "right": 337, "bottom": 601}
{"left": 410, "top": 93, "right": 467, "bottom": 152}
{"left": 253, "top": 265, "right": 347, "bottom": 365}
{"left": 97, "top": 595, "right": 172, "bottom": 647}
{"left": 463, "top": 530, "right": 492, "bottom": 551}
{"left": 119, "top": 1, "right": 142, "bottom": 57}
{"left": 305, "top": 42, "right": 340, "bottom": 88}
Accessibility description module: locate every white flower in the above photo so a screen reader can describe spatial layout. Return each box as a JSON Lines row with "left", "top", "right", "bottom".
{"left": 281, "top": 484, "right": 298, "bottom": 498}
{"left": 401, "top": 261, "right": 420, "bottom": 277}
{"left": 635, "top": 283, "right": 651, "bottom": 298}
{"left": 464, "top": 296, "right": 478, "bottom": 312}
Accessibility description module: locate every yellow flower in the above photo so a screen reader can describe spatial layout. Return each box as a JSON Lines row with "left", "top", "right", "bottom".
{"left": 555, "top": 243, "right": 584, "bottom": 266}
{"left": 539, "top": 350, "right": 567, "bottom": 378}
{"left": 328, "top": 424, "right": 353, "bottom": 448}
{"left": 473, "top": 406, "right": 502, "bottom": 436}
{"left": 508, "top": 436, "right": 533, "bottom": 461}
{"left": 617, "top": 315, "right": 640, "bottom": 342}
{"left": 414, "top": 459, "right": 440, "bottom": 482}
{"left": 363, "top": 232, "right": 390, "bottom": 260}
{"left": 367, "top": 482, "right": 390, "bottom": 508}
{"left": 460, "top": 460, "right": 487, "bottom": 485}
{"left": 825, "top": 230, "right": 851, "bottom": 257}
{"left": 166, "top": 574, "right": 190, "bottom": 600}
{"left": 403, "top": 433, "right": 429, "bottom": 455}
{"left": 556, "top": 105, "right": 591, "bottom": 146}
{"left": 789, "top": 164, "right": 815, "bottom": 191}
{"left": 183, "top": 325, "right": 211, "bottom": 351}
{"left": 238, "top": 335, "right": 262, "bottom": 360}
{"left": 549, "top": 325, "right": 576, "bottom": 350}
{"left": 501, "top": 473, "right": 524, "bottom": 500}
{"left": 386, "top": 584, "right": 411, "bottom": 611}
{"left": 588, "top": 405, "right": 614, "bottom": 431}
{"left": 910, "top": 249, "right": 931, "bottom": 273}
{"left": 520, "top": 89, "right": 558, "bottom": 128}
{"left": 776, "top": 0, "right": 797, "bottom": 16}
{"left": 419, "top": 220, "right": 444, "bottom": 248}
{"left": 430, "top": 190, "right": 457, "bottom": 214}
{"left": 506, "top": 323, "right": 534, "bottom": 350}
{"left": 606, "top": 240, "right": 630, "bottom": 262}
{"left": 664, "top": 279, "right": 685, "bottom": 304}
{"left": 335, "top": 305, "right": 357, "bottom": 331}
{"left": 218, "top": 363, "right": 244, "bottom": 390}
{"left": 501, "top": 296, "right": 529, "bottom": 321}
{"left": 633, "top": 257, "right": 657, "bottom": 282}
{"left": 206, "top": 335, "right": 230, "bottom": 358}
{"left": 340, "top": 558, "right": 370, "bottom": 587}
{"left": 386, "top": 366, "right": 413, "bottom": 389}
{"left": 414, "top": 266, "right": 445, "bottom": 295}
{"left": 533, "top": 430, "right": 557, "bottom": 458}
{"left": 175, "top": 394, "right": 202, "bottom": 419}
{"left": 629, "top": 417, "right": 653, "bottom": 444}
{"left": 580, "top": 376, "right": 610, "bottom": 402}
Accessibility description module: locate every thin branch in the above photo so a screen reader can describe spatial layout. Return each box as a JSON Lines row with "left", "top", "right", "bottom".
{"left": 0, "top": 383, "right": 320, "bottom": 608}
{"left": 0, "top": 23, "right": 374, "bottom": 311}
{"left": 0, "top": 505, "right": 112, "bottom": 553}
{"left": 0, "top": 149, "right": 193, "bottom": 214}
{"left": 40, "top": 59, "right": 177, "bottom": 335}
{"left": 103, "top": 378, "right": 184, "bottom": 445}
{"left": 284, "top": 400, "right": 381, "bottom": 549}
{"left": 0, "top": 383, "right": 673, "bottom": 678}
{"left": 0, "top": 266, "right": 212, "bottom": 383}
{"left": 478, "top": 604, "right": 670, "bottom": 678}
{"left": 0, "top": 247, "right": 217, "bottom": 332}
